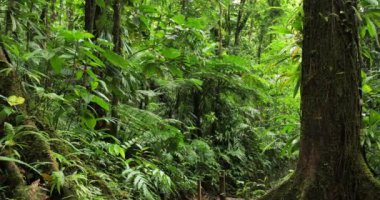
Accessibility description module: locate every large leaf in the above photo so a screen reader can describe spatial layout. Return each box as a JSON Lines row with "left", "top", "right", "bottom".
{"left": 50, "top": 56, "right": 64, "bottom": 74}
{"left": 366, "top": 17, "right": 378, "bottom": 38}
{"left": 82, "top": 49, "right": 105, "bottom": 67}
{"left": 59, "top": 30, "right": 94, "bottom": 41}
{"left": 7, "top": 96, "right": 25, "bottom": 106}
{"left": 81, "top": 111, "right": 96, "bottom": 130}
{"left": 171, "top": 14, "right": 186, "bottom": 24}
{"left": 91, "top": 96, "right": 110, "bottom": 111}
{"left": 102, "top": 50, "right": 129, "bottom": 69}
{"left": 187, "top": 17, "right": 208, "bottom": 29}
{"left": 160, "top": 48, "right": 181, "bottom": 59}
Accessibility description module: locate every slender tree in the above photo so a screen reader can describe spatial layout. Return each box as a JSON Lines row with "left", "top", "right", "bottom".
{"left": 110, "top": 0, "right": 122, "bottom": 135}
{"left": 234, "top": 0, "right": 251, "bottom": 46}
{"left": 85, "top": 0, "right": 96, "bottom": 33}
{"left": 5, "top": 0, "right": 15, "bottom": 34}
{"left": 260, "top": 0, "right": 380, "bottom": 199}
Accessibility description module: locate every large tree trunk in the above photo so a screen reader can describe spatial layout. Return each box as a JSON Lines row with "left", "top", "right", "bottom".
{"left": 259, "top": 0, "right": 380, "bottom": 199}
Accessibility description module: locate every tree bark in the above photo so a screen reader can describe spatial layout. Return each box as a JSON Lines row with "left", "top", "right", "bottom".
{"left": 110, "top": 0, "right": 122, "bottom": 136}
{"left": 259, "top": 0, "right": 380, "bottom": 199}
{"left": 218, "top": 2, "right": 224, "bottom": 56}
{"left": 256, "top": 25, "right": 264, "bottom": 64}
{"left": 112, "top": 0, "right": 122, "bottom": 54}
{"left": 0, "top": 43, "right": 58, "bottom": 199}
{"left": 5, "top": 0, "right": 16, "bottom": 34}
{"left": 234, "top": 0, "right": 251, "bottom": 46}
{"left": 85, "top": 0, "right": 96, "bottom": 33}
{"left": 193, "top": 89, "right": 202, "bottom": 138}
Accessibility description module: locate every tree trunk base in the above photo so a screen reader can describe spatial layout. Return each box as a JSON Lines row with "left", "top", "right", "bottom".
{"left": 259, "top": 158, "right": 380, "bottom": 200}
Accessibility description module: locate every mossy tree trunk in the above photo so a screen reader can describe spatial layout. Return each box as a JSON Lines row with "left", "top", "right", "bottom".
{"left": 0, "top": 1, "right": 58, "bottom": 198}
{"left": 0, "top": 44, "right": 58, "bottom": 199}
{"left": 259, "top": 0, "right": 380, "bottom": 199}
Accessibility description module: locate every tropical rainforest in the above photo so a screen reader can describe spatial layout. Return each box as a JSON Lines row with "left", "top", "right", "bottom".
{"left": 0, "top": 0, "right": 379, "bottom": 199}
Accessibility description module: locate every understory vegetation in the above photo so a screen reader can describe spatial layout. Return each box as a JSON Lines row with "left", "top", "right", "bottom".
{"left": 0, "top": 0, "right": 379, "bottom": 199}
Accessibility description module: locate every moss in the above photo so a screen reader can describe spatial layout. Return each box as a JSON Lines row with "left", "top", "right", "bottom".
{"left": 13, "top": 182, "right": 48, "bottom": 200}
{"left": 3, "top": 162, "right": 25, "bottom": 188}
{"left": 258, "top": 158, "right": 380, "bottom": 200}
{"left": 258, "top": 174, "right": 298, "bottom": 200}
{"left": 356, "top": 155, "right": 380, "bottom": 199}
{"left": 88, "top": 169, "right": 115, "bottom": 196}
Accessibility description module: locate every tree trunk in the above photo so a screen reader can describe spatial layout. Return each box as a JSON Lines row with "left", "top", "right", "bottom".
{"left": 112, "top": 0, "right": 122, "bottom": 55}
{"left": 110, "top": 0, "right": 122, "bottom": 136}
{"left": 218, "top": 2, "right": 224, "bottom": 56}
{"left": 259, "top": 0, "right": 380, "bottom": 199}
{"left": 193, "top": 89, "right": 202, "bottom": 138}
{"left": 85, "top": 0, "right": 96, "bottom": 33}
{"left": 256, "top": 26, "right": 264, "bottom": 64}
{"left": 5, "top": 0, "right": 15, "bottom": 34}
{"left": 0, "top": 44, "right": 58, "bottom": 199}
{"left": 234, "top": 0, "right": 250, "bottom": 47}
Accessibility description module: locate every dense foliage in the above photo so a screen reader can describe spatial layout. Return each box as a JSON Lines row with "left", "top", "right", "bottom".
{"left": 0, "top": 0, "right": 378, "bottom": 199}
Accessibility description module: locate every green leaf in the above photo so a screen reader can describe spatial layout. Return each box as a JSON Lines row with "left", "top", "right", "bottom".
{"left": 160, "top": 48, "right": 181, "bottom": 59}
{"left": 4, "top": 122, "right": 15, "bottom": 138}
{"left": 119, "top": 148, "right": 125, "bottom": 159}
{"left": 219, "top": 55, "right": 250, "bottom": 70}
{"left": 96, "top": 0, "right": 106, "bottom": 8}
{"left": 91, "top": 96, "right": 110, "bottom": 111}
{"left": 76, "top": 70, "right": 84, "bottom": 80}
{"left": 102, "top": 50, "right": 129, "bottom": 69}
{"left": 365, "top": 0, "right": 379, "bottom": 5}
{"left": 108, "top": 144, "right": 116, "bottom": 155}
{"left": 90, "top": 81, "right": 99, "bottom": 90}
{"left": 189, "top": 78, "right": 203, "bottom": 89}
{"left": 22, "top": 49, "right": 42, "bottom": 62}
{"left": 50, "top": 56, "right": 64, "bottom": 74}
{"left": 0, "top": 107, "right": 14, "bottom": 122}
{"left": 51, "top": 171, "right": 65, "bottom": 194}
{"left": 270, "top": 26, "right": 292, "bottom": 34}
{"left": 0, "top": 156, "right": 40, "bottom": 175}
{"left": 59, "top": 30, "right": 94, "bottom": 41}
{"left": 86, "top": 69, "right": 99, "bottom": 81}
{"left": 7, "top": 96, "right": 25, "bottom": 106}
{"left": 171, "top": 14, "right": 186, "bottom": 24}
{"left": 187, "top": 17, "right": 207, "bottom": 29}
{"left": 82, "top": 49, "right": 105, "bottom": 67}
{"left": 143, "top": 63, "right": 164, "bottom": 78}
{"left": 363, "top": 84, "right": 373, "bottom": 93}
{"left": 41, "top": 93, "right": 66, "bottom": 101}
{"left": 140, "top": 5, "right": 158, "bottom": 14}
{"left": 168, "top": 65, "right": 184, "bottom": 78}
{"left": 366, "top": 17, "right": 378, "bottom": 38}
{"left": 75, "top": 87, "right": 93, "bottom": 103}
{"left": 82, "top": 111, "right": 96, "bottom": 130}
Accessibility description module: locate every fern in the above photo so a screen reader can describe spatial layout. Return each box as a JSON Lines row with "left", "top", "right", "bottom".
{"left": 51, "top": 170, "right": 65, "bottom": 194}
{"left": 0, "top": 156, "right": 40, "bottom": 175}
{"left": 123, "top": 168, "right": 156, "bottom": 200}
